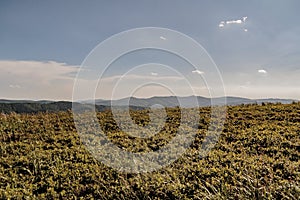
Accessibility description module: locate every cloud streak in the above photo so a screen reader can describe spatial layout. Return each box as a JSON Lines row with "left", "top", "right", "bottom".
{"left": 192, "top": 70, "right": 204, "bottom": 75}
{"left": 219, "top": 16, "right": 247, "bottom": 28}
{"left": 226, "top": 19, "right": 243, "bottom": 24}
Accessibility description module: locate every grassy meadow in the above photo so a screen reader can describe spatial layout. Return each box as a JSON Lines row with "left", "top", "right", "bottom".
{"left": 0, "top": 102, "right": 299, "bottom": 199}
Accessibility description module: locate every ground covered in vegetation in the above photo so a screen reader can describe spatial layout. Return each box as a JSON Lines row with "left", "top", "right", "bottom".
{"left": 0, "top": 103, "right": 299, "bottom": 199}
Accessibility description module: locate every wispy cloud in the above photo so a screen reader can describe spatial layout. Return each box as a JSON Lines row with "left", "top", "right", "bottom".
{"left": 159, "top": 36, "right": 167, "bottom": 40}
{"left": 192, "top": 70, "right": 204, "bottom": 75}
{"left": 9, "top": 84, "right": 21, "bottom": 89}
{"left": 101, "top": 74, "right": 183, "bottom": 83}
{"left": 0, "top": 60, "right": 79, "bottom": 100}
{"left": 151, "top": 72, "right": 158, "bottom": 76}
{"left": 219, "top": 16, "right": 248, "bottom": 28}
{"left": 0, "top": 60, "right": 78, "bottom": 81}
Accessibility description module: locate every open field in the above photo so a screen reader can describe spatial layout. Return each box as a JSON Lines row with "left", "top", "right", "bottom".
{"left": 0, "top": 103, "right": 299, "bottom": 199}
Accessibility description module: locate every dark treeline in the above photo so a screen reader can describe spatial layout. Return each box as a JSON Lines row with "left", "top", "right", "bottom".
{"left": 0, "top": 102, "right": 146, "bottom": 114}
{"left": 0, "top": 102, "right": 103, "bottom": 114}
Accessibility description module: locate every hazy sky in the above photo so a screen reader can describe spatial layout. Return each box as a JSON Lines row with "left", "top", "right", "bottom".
{"left": 0, "top": 0, "right": 299, "bottom": 100}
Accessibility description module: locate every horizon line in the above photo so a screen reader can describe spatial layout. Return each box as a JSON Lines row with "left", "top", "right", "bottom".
{"left": 0, "top": 95, "right": 299, "bottom": 102}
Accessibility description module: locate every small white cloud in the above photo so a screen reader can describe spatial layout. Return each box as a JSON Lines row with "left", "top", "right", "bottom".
{"left": 151, "top": 72, "right": 158, "bottom": 76}
{"left": 219, "top": 16, "right": 248, "bottom": 28}
{"left": 9, "top": 84, "right": 21, "bottom": 89}
{"left": 159, "top": 36, "right": 167, "bottom": 40}
{"left": 258, "top": 69, "right": 267, "bottom": 74}
{"left": 192, "top": 70, "right": 204, "bottom": 75}
{"left": 226, "top": 19, "right": 243, "bottom": 24}
{"left": 244, "top": 28, "right": 248, "bottom": 32}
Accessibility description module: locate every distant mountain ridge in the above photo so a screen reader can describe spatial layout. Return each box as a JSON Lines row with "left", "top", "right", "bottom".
{"left": 91, "top": 96, "right": 296, "bottom": 108}
{"left": 0, "top": 96, "right": 297, "bottom": 114}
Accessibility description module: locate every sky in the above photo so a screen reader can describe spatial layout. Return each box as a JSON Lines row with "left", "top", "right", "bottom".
{"left": 0, "top": 0, "right": 299, "bottom": 100}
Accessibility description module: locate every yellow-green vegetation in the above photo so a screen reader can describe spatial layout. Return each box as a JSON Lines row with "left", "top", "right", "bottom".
{"left": 0, "top": 103, "right": 299, "bottom": 199}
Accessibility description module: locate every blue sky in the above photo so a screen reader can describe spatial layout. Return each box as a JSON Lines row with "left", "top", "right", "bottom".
{"left": 0, "top": 0, "right": 299, "bottom": 100}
